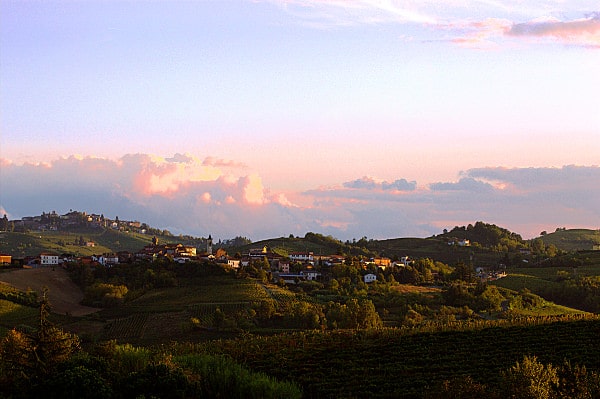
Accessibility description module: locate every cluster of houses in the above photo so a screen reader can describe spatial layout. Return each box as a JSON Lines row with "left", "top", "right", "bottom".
{"left": 9, "top": 210, "right": 148, "bottom": 234}
{"left": 2, "top": 235, "right": 216, "bottom": 269}
{"left": 238, "top": 246, "right": 414, "bottom": 284}
{"left": 1, "top": 233, "right": 419, "bottom": 285}
{"left": 2, "top": 238, "right": 511, "bottom": 284}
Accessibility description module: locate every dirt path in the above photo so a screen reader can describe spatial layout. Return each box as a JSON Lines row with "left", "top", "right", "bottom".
{"left": 0, "top": 267, "right": 100, "bottom": 316}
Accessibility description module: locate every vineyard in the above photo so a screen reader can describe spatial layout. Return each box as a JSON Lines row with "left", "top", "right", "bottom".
{"left": 103, "top": 313, "right": 149, "bottom": 340}
{"left": 202, "top": 316, "right": 600, "bottom": 398}
{"left": 262, "top": 284, "right": 298, "bottom": 308}
{"left": 93, "top": 278, "right": 277, "bottom": 342}
{"left": 187, "top": 302, "right": 250, "bottom": 325}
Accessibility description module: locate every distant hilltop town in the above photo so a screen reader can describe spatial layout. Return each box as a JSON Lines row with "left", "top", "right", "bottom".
{"left": 0, "top": 210, "right": 155, "bottom": 235}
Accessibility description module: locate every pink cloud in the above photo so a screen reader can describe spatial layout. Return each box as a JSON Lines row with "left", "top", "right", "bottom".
{"left": 447, "top": 17, "right": 512, "bottom": 49}
{"left": 507, "top": 14, "right": 600, "bottom": 47}
{"left": 1, "top": 154, "right": 599, "bottom": 240}
{"left": 202, "top": 156, "right": 247, "bottom": 169}
{"left": 445, "top": 14, "right": 600, "bottom": 49}
{"left": 242, "top": 174, "right": 268, "bottom": 205}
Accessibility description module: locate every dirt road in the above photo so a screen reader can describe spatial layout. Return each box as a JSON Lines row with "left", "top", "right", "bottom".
{"left": 0, "top": 267, "right": 99, "bottom": 316}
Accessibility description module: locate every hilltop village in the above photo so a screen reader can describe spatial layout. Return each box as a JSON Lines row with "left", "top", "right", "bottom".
{"left": 0, "top": 210, "right": 416, "bottom": 285}
{"left": 0, "top": 210, "right": 514, "bottom": 285}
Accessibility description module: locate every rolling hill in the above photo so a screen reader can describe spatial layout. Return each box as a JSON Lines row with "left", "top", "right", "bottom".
{"left": 538, "top": 228, "right": 600, "bottom": 251}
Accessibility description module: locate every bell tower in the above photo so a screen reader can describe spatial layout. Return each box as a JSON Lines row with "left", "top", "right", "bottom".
{"left": 207, "top": 234, "right": 213, "bottom": 255}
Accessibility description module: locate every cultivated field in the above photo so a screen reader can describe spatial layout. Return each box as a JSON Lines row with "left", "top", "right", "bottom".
{"left": 0, "top": 267, "right": 99, "bottom": 316}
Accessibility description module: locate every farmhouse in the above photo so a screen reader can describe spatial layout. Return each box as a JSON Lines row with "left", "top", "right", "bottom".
{"left": 40, "top": 252, "right": 60, "bottom": 266}
{"left": 95, "top": 253, "right": 119, "bottom": 266}
{"left": 289, "top": 251, "right": 314, "bottom": 263}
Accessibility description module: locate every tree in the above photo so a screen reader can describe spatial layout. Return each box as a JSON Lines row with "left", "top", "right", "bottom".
{"left": 34, "top": 289, "right": 81, "bottom": 374}
{"left": 0, "top": 289, "right": 80, "bottom": 389}
{"left": 213, "top": 307, "right": 225, "bottom": 330}
{"left": 452, "top": 261, "right": 474, "bottom": 282}
{"left": 501, "top": 355, "right": 558, "bottom": 399}
{"left": 556, "top": 359, "right": 600, "bottom": 399}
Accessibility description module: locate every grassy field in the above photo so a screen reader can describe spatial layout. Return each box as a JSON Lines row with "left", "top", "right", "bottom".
{"left": 539, "top": 228, "right": 600, "bottom": 251}
{"left": 0, "top": 228, "right": 182, "bottom": 257}
{"left": 0, "top": 299, "right": 39, "bottom": 328}
{"left": 492, "top": 273, "right": 561, "bottom": 292}
{"left": 492, "top": 264, "right": 600, "bottom": 294}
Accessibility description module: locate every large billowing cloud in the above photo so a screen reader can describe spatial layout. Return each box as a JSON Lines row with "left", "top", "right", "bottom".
{"left": 1, "top": 155, "right": 599, "bottom": 240}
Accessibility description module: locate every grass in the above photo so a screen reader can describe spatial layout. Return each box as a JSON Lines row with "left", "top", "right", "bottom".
{"left": 0, "top": 228, "right": 182, "bottom": 258}
{"left": 0, "top": 299, "right": 39, "bottom": 329}
{"left": 491, "top": 273, "right": 561, "bottom": 292}
{"left": 514, "top": 303, "right": 586, "bottom": 316}
{"left": 540, "top": 228, "right": 600, "bottom": 251}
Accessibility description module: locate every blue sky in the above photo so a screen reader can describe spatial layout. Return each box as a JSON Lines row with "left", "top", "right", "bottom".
{"left": 1, "top": 1, "right": 599, "bottom": 240}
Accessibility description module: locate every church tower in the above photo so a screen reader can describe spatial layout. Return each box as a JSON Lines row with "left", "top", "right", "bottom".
{"left": 207, "top": 234, "right": 213, "bottom": 255}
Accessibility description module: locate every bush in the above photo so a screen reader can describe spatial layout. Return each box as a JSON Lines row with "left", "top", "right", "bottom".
{"left": 83, "top": 283, "right": 128, "bottom": 307}
{"left": 501, "top": 355, "right": 558, "bottom": 399}
{"left": 37, "top": 365, "right": 112, "bottom": 399}
{"left": 175, "top": 353, "right": 302, "bottom": 399}
{"left": 118, "top": 363, "right": 191, "bottom": 399}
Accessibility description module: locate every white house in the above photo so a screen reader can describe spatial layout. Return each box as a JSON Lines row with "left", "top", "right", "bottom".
{"left": 289, "top": 252, "right": 314, "bottom": 263}
{"left": 98, "top": 253, "right": 119, "bottom": 266}
{"left": 40, "top": 252, "right": 60, "bottom": 266}
{"left": 305, "top": 270, "right": 322, "bottom": 281}
{"left": 363, "top": 273, "right": 377, "bottom": 283}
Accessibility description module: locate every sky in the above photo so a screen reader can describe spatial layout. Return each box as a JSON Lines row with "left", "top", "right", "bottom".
{"left": 1, "top": 0, "right": 599, "bottom": 241}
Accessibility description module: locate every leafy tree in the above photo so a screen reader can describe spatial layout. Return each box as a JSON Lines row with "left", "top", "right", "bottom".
{"left": 426, "top": 376, "right": 490, "bottom": 399}
{"left": 213, "top": 307, "right": 225, "bottom": 330}
{"left": 501, "top": 355, "right": 558, "bottom": 399}
{"left": 38, "top": 365, "right": 113, "bottom": 399}
{"left": 0, "top": 289, "right": 80, "bottom": 392}
{"left": 83, "top": 283, "right": 128, "bottom": 307}
{"left": 555, "top": 359, "right": 600, "bottom": 399}
{"left": 477, "top": 285, "right": 505, "bottom": 312}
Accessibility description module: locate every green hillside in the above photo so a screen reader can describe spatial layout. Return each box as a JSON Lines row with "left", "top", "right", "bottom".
{"left": 0, "top": 228, "right": 181, "bottom": 258}
{"left": 539, "top": 228, "right": 600, "bottom": 251}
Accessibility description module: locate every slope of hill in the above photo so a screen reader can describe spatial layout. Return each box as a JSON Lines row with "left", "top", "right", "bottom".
{"left": 0, "top": 228, "right": 183, "bottom": 258}
{"left": 539, "top": 229, "right": 600, "bottom": 251}
{"left": 0, "top": 267, "right": 98, "bottom": 316}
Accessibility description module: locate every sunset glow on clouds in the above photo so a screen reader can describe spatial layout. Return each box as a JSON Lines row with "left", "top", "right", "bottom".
{"left": 1, "top": 1, "right": 599, "bottom": 241}
{"left": 1, "top": 155, "right": 598, "bottom": 240}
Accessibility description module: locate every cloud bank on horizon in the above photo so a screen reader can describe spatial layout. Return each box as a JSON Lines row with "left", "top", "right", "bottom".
{"left": 1, "top": 154, "right": 598, "bottom": 241}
